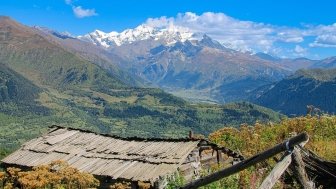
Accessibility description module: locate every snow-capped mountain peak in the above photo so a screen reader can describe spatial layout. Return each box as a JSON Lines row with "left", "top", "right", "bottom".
{"left": 78, "top": 24, "right": 201, "bottom": 48}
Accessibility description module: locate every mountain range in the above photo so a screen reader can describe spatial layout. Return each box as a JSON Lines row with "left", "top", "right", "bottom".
{"left": 15, "top": 17, "right": 336, "bottom": 113}
{"left": 43, "top": 25, "right": 286, "bottom": 103}
{"left": 78, "top": 24, "right": 199, "bottom": 47}
{"left": 66, "top": 24, "right": 336, "bottom": 104}
{"left": 0, "top": 16, "right": 285, "bottom": 153}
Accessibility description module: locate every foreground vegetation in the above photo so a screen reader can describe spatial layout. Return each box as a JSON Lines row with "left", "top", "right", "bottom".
{"left": 198, "top": 115, "right": 336, "bottom": 188}
{"left": 209, "top": 114, "right": 336, "bottom": 160}
{"left": 0, "top": 161, "right": 99, "bottom": 189}
{"left": 165, "top": 115, "right": 336, "bottom": 188}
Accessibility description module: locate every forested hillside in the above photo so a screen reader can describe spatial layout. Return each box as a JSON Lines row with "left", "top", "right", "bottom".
{"left": 251, "top": 69, "right": 336, "bottom": 115}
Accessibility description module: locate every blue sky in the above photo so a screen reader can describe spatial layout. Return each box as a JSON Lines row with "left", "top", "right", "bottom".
{"left": 1, "top": 0, "right": 336, "bottom": 59}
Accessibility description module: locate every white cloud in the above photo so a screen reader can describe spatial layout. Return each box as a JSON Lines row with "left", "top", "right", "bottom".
{"left": 293, "top": 45, "right": 307, "bottom": 57}
{"left": 310, "top": 34, "right": 336, "bottom": 48}
{"left": 277, "top": 32, "right": 304, "bottom": 43}
{"left": 294, "top": 45, "right": 306, "bottom": 53}
{"left": 145, "top": 12, "right": 308, "bottom": 53}
{"left": 64, "top": 0, "right": 97, "bottom": 18}
{"left": 304, "top": 23, "right": 336, "bottom": 48}
{"left": 72, "top": 6, "right": 97, "bottom": 18}
{"left": 307, "top": 23, "right": 336, "bottom": 35}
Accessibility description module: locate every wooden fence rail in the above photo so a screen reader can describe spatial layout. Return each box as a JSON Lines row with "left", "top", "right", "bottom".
{"left": 180, "top": 132, "right": 309, "bottom": 189}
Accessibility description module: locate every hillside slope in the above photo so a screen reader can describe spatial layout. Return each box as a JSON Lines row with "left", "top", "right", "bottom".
{"left": 0, "top": 16, "right": 126, "bottom": 91}
{"left": 0, "top": 64, "right": 49, "bottom": 115}
{"left": 251, "top": 69, "right": 336, "bottom": 115}
{"left": 34, "top": 26, "right": 145, "bottom": 87}
{"left": 311, "top": 56, "right": 336, "bottom": 69}
{"left": 0, "top": 64, "right": 40, "bottom": 103}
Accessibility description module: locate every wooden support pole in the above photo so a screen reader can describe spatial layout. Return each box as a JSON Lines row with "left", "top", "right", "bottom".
{"left": 216, "top": 150, "right": 223, "bottom": 164}
{"left": 189, "top": 130, "right": 194, "bottom": 139}
{"left": 259, "top": 153, "right": 292, "bottom": 189}
{"left": 291, "top": 147, "right": 314, "bottom": 189}
{"left": 180, "top": 132, "right": 309, "bottom": 189}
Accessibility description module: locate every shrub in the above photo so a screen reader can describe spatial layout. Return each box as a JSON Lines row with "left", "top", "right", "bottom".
{"left": 0, "top": 160, "right": 99, "bottom": 189}
{"left": 204, "top": 115, "right": 336, "bottom": 188}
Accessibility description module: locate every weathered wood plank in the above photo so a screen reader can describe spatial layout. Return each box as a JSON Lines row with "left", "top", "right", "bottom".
{"left": 291, "top": 147, "right": 314, "bottom": 189}
{"left": 259, "top": 153, "right": 292, "bottom": 189}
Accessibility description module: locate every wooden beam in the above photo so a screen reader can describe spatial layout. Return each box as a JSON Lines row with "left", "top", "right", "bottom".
{"left": 180, "top": 132, "right": 309, "bottom": 189}
{"left": 291, "top": 147, "right": 314, "bottom": 189}
{"left": 259, "top": 153, "right": 292, "bottom": 189}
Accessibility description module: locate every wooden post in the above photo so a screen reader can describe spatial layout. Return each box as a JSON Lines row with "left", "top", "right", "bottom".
{"left": 189, "top": 131, "right": 194, "bottom": 139}
{"left": 291, "top": 147, "right": 314, "bottom": 189}
{"left": 259, "top": 153, "right": 292, "bottom": 189}
{"left": 180, "top": 132, "right": 309, "bottom": 189}
{"left": 216, "top": 150, "right": 223, "bottom": 164}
